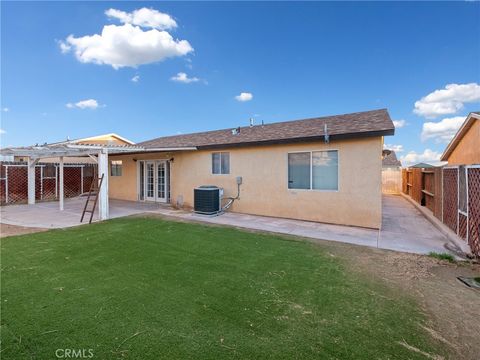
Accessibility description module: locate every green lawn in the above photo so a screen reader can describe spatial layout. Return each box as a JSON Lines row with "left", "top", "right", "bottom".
{"left": 1, "top": 217, "right": 445, "bottom": 359}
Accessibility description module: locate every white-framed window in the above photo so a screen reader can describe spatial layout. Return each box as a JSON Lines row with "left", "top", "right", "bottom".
{"left": 288, "top": 150, "right": 338, "bottom": 190}
{"left": 212, "top": 152, "right": 230, "bottom": 174}
{"left": 110, "top": 160, "right": 123, "bottom": 176}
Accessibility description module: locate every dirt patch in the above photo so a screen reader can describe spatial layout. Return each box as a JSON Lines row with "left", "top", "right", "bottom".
{"left": 323, "top": 242, "right": 480, "bottom": 360}
{"left": 0, "top": 223, "right": 47, "bottom": 238}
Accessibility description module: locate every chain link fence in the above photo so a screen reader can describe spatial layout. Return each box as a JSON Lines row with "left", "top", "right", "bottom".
{"left": 402, "top": 165, "right": 480, "bottom": 257}
{"left": 0, "top": 162, "right": 97, "bottom": 205}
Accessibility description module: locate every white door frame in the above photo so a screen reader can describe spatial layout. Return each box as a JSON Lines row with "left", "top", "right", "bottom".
{"left": 139, "top": 160, "right": 169, "bottom": 203}
{"left": 145, "top": 161, "right": 156, "bottom": 202}
{"left": 156, "top": 160, "right": 167, "bottom": 203}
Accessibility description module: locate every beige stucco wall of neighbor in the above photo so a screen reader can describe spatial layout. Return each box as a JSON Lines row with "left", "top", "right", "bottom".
{"left": 77, "top": 135, "right": 131, "bottom": 146}
{"left": 447, "top": 120, "right": 480, "bottom": 165}
{"left": 109, "top": 137, "right": 383, "bottom": 228}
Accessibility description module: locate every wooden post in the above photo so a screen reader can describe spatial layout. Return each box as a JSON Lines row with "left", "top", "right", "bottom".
{"left": 98, "top": 149, "right": 109, "bottom": 220}
{"left": 59, "top": 156, "right": 64, "bottom": 211}
{"left": 27, "top": 157, "right": 36, "bottom": 205}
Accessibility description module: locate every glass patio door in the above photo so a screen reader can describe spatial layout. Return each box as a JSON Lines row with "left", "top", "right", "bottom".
{"left": 145, "top": 161, "right": 155, "bottom": 201}
{"left": 156, "top": 161, "right": 167, "bottom": 202}
{"left": 139, "top": 160, "right": 169, "bottom": 203}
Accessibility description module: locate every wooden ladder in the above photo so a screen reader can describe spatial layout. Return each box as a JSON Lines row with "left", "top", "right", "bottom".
{"left": 80, "top": 174, "right": 104, "bottom": 224}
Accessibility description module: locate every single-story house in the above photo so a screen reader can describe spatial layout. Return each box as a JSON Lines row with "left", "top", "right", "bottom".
{"left": 382, "top": 149, "right": 402, "bottom": 169}
{"left": 409, "top": 162, "right": 436, "bottom": 169}
{"left": 441, "top": 111, "right": 480, "bottom": 165}
{"left": 108, "top": 109, "right": 394, "bottom": 229}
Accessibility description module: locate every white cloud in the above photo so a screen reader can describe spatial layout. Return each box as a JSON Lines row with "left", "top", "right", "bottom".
{"left": 105, "top": 8, "right": 177, "bottom": 30}
{"left": 383, "top": 144, "right": 404, "bottom": 153}
{"left": 392, "top": 119, "right": 406, "bottom": 128}
{"left": 170, "top": 72, "right": 199, "bottom": 83}
{"left": 131, "top": 75, "right": 140, "bottom": 83}
{"left": 0, "top": 129, "right": 6, "bottom": 134}
{"left": 235, "top": 92, "right": 253, "bottom": 102}
{"left": 400, "top": 149, "right": 443, "bottom": 166}
{"left": 421, "top": 116, "right": 465, "bottom": 143}
{"left": 2, "top": 107, "right": 9, "bottom": 112}
{"left": 59, "top": 41, "right": 71, "bottom": 53}
{"left": 66, "top": 99, "right": 100, "bottom": 110}
{"left": 60, "top": 8, "right": 193, "bottom": 69}
{"left": 414, "top": 83, "right": 480, "bottom": 118}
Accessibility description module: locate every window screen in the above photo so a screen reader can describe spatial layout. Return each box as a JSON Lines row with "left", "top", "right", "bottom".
{"left": 312, "top": 151, "right": 338, "bottom": 190}
{"left": 110, "top": 160, "right": 122, "bottom": 176}
{"left": 212, "top": 152, "right": 230, "bottom": 174}
{"left": 288, "top": 152, "right": 310, "bottom": 189}
{"left": 288, "top": 151, "right": 338, "bottom": 190}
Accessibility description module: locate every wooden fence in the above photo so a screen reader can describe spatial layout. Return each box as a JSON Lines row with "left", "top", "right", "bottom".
{"left": 382, "top": 168, "right": 402, "bottom": 194}
{"left": 402, "top": 165, "right": 480, "bottom": 257}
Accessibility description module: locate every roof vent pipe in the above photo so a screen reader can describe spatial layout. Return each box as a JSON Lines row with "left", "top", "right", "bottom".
{"left": 249, "top": 118, "right": 254, "bottom": 127}
{"left": 324, "top": 123, "right": 330, "bottom": 144}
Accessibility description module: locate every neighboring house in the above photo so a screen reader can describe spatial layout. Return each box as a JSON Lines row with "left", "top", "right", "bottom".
{"left": 382, "top": 149, "right": 402, "bottom": 168}
{"left": 410, "top": 162, "right": 435, "bottom": 169}
{"left": 14, "top": 133, "right": 134, "bottom": 163}
{"left": 441, "top": 112, "right": 480, "bottom": 165}
{"left": 0, "top": 155, "right": 14, "bottom": 161}
{"left": 108, "top": 109, "right": 394, "bottom": 229}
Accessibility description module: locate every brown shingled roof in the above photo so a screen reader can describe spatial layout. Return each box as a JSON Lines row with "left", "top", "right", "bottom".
{"left": 382, "top": 149, "right": 402, "bottom": 167}
{"left": 139, "top": 109, "right": 394, "bottom": 150}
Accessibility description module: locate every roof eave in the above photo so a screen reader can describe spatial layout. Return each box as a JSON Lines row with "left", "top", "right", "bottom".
{"left": 440, "top": 112, "right": 478, "bottom": 161}
{"left": 196, "top": 128, "right": 394, "bottom": 150}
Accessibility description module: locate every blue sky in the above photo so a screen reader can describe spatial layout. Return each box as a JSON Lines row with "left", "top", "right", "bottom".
{"left": 1, "top": 1, "right": 479, "bottom": 164}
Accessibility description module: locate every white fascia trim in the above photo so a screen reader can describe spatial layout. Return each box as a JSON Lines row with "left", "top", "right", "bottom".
{"left": 441, "top": 113, "right": 479, "bottom": 161}
{"left": 143, "top": 147, "right": 197, "bottom": 151}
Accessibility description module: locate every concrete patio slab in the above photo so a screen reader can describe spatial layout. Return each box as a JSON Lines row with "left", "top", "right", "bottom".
{"left": 0, "top": 195, "right": 453, "bottom": 256}
{"left": 0, "top": 198, "right": 166, "bottom": 228}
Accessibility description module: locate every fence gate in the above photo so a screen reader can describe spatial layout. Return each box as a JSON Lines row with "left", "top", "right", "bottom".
{"left": 382, "top": 168, "right": 402, "bottom": 194}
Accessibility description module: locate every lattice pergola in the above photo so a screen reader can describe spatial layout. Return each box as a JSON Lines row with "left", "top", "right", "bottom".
{"left": 0, "top": 144, "right": 144, "bottom": 220}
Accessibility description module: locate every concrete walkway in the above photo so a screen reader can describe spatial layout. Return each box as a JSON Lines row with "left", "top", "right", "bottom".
{"left": 158, "top": 195, "right": 451, "bottom": 255}
{"left": 0, "top": 195, "right": 452, "bottom": 255}
{"left": 378, "top": 195, "right": 452, "bottom": 254}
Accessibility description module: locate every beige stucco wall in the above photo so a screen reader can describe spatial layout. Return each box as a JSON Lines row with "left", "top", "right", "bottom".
{"left": 447, "top": 120, "right": 480, "bottom": 165}
{"left": 108, "top": 152, "right": 173, "bottom": 201}
{"left": 109, "top": 137, "right": 383, "bottom": 228}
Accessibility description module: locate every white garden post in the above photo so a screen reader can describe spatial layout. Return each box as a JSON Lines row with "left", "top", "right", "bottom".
{"left": 59, "top": 156, "right": 64, "bottom": 211}
{"left": 98, "top": 149, "right": 109, "bottom": 220}
{"left": 27, "top": 157, "right": 36, "bottom": 205}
